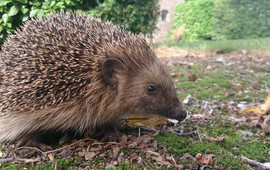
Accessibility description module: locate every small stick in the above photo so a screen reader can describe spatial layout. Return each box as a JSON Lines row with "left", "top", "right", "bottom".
{"left": 0, "top": 158, "right": 38, "bottom": 163}
{"left": 200, "top": 165, "right": 213, "bottom": 170}
{"left": 197, "top": 128, "right": 202, "bottom": 142}
{"left": 142, "top": 159, "right": 153, "bottom": 170}
{"left": 241, "top": 155, "right": 270, "bottom": 170}
{"left": 15, "top": 146, "right": 44, "bottom": 154}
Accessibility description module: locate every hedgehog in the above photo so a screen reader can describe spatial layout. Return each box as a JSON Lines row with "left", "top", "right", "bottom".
{"left": 0, "top": 12, "right": 187, "bottom": 149}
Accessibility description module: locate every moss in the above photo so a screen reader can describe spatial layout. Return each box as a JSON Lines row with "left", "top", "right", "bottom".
{"left": 155, "top": 115, "right": 269, "bottom": 168}
{"left": 117, "top": 163, "right": 140, "bottom": 169}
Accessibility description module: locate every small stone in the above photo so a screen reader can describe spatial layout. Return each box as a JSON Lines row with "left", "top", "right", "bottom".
{"left": 105, "top": 164, "right": 116, "bottom": 169}
{"left": 206, "top": 65, "right": 213, "bottom": 71}
{"left": 251, "top": 81, "right": 259, "bottom": 90}
{"left": 241, "top": 49, "right": 247, "bottom": 55}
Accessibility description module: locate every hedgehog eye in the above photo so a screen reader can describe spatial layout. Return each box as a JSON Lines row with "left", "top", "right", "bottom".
{"left": 147, "top": 86, "right": 155, "bottom": 93}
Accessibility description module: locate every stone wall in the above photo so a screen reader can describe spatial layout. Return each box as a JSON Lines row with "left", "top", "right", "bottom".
{"left": 146, "top": 0, "right": 184, "bottom": 44}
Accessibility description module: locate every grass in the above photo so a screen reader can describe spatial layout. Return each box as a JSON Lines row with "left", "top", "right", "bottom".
{"left": 169, "top": 64, "right": 268, "bottom": 103}
{"left": 154, "top": 37, "right": 270, "bottom": 54}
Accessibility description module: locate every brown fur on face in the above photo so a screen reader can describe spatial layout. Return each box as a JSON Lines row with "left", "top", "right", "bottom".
{"left": 0, "top": 12, "right": 186, "bottom": 143}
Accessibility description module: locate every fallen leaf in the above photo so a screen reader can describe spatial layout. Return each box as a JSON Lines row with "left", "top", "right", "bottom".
{"left": 238, "top": 66, "right": 245, "bottom": 69}
{"left": 85, "top": 152, "right": 96, "bottom": 160}
{"left": 207, "top": 136, "right": 228, "bottom": 142}
{"left": 128, "top": 142, "right": 138, "bottom": 148}
{"left": 48, "top": 153, "right": 57, "bottom": 169}
{"left": 241, "top": 93, "right": 270, "bottom": 116}
{"left": 190, "top": 114, "right": 206, "bottom": 119}
{"left": 171, "top": 72, "right": 182, "bottom": 77}
{"left": 147, "top": 150, "right": 160, "bottom": 156}
{"left": 125, "top": 114, "right": 167, "bottom": 129}
{"left": 251, "top": 81, "right": 260, "bottom": 90}
{"left": 206, "top": 65, "right": 213, "bottom": 71}
{"left": 228, "top": 116, "right": 245, "bottom": 123}
{"left": 182, "top": 94, "right": 192, "bottom": 104}
{"left": 196, "top": 153, "right": 214, "bottom": 165}
{"left": 167, "top": 118, "right": 179, "bottom": 124}
{"left": 251, "top": 120, "right": 259, "bottom": 127}
{"left": 84, "top": 129, "right": 96, "bottom": 138}
{"left": 60, "top": 148, "right": 73, "bottom": 158}
{"left": 234, "top": 85, "right": 244, "bottom": 92}
{"left": 112, "top": 147, "right": 120, "bottom": 160}
{"left": 188, "top": 74, "right": 197, "bottom": 81}
{"left": 150, "top": 155, "right": 172, "bottom": 166}
{"left": 78, "top": 152, "right": 85, "bottom": 157}
{"left": 262, "top": 115, "right": 270, "bottom": 135}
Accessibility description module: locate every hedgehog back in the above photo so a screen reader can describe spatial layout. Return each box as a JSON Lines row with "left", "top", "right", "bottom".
{"left": 0, "top": 12, "right": 153, "bottom": 112}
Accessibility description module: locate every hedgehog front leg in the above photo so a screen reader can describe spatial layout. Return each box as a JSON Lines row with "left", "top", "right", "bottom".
{"left": 16, "top": 133, "right": 52, "bottom": 151}
{"left": 94, "top": 124, "right": 122, "bottom": 142}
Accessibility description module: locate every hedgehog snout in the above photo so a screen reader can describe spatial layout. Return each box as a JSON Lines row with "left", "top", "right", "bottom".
{"left": 177, "top": 108, "right": 187, "bottom": 122}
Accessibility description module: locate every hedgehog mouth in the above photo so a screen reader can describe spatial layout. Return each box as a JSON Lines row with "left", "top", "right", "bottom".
{"left": 166, "top": 108, "right": 187, "bottom": 122}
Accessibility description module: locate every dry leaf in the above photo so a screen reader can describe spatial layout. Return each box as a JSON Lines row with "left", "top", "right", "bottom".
{"left": 206, "top": 65, "right": 213, "bottom": 71}
{"left": 189, "top": 114, "right": 213, "bottom": 120}
{"left": 207, "top": 136, "right": 228, "bottom": 142}
{"left": 125, "top": 114, "right": 167, "bottom": 129}
{"left": 150, "top": 155, "right": 172, "bottom": 166}
{"left": 196, "top": 153, "right": 214, "bottom": 165}
{"left": 190, "top": 114, "right": 206, "bottom": 119}
{"left": 167, "top": 118, "right": 179, "bottom": 124}
{"left": 262, "top": 115, "right": 270, "bottom": 135}
{"left": 84, "top": 129, "right": 96, "bottom": 138}
{"left": 228, "top": 116, "right": 245, "bottom": 123}
{"left": 112, "top": 147, "right": 120, "bottom": 160}
{"left": 171, "top": 72, "right": 182, "bottom": 77}
{"left": 234, "top": 85, "right": 244, "bottom": 92}
{"left": 48, "top": 153, "right": 57, "bottom": 169}
{"left": 188, "top": 74, "right": 197, "bottom": 81}
{"left": 241, "top": 93, "right": 270, "bottom": 116}
{"left": 251, "top": 81, "right": 260, "bottom": 90}
{"left": 238, "top": 66, "right": 245, "bottom": 69}
{"left": 147, "top": 150, "right": 160, "bottom": 156}
{"left": 247, "top": 116, "right": 262, "bottom": 121}
{"left": 251, "top": 120, "right": 259, "bottom": 127}
{"left": 85, "top": 152, "right": 96, "bottom": 160}
{"left": 78, "top": 152, "right": 85, "bottom": 157}
{"left": 182, "top": 94, "right": 191, "bottom": 104}
{"left": 60, "top": 148, "right": 73, "bottom": 158}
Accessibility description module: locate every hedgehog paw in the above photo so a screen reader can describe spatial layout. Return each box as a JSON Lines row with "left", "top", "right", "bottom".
{"left": 16, "top": 135, "right": 52, "bottom": 151}
{"left": 95, "top": 125, "right": 122, "bottom": 142}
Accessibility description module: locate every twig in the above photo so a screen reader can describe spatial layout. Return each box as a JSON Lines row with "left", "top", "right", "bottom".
{"left": 142, "top": 159, "right": 153, "bottom": 170}
{"left": 233, "top": 143, "right": 248, "bottom": 149}
{"left": 171, "top": 155, "right": 177, "bottom": 165}
{"left": 0, "top": 158, "right": 13, "bottom": 163}
{"left": 241, "top": 155, "right": 270, "bottom": 170}
{"left": 44, "top": 138, "right": 96, "bottom": 154}
{"left": 15, "top": 146, "right": 44, "bottom": 155}
{"left": 0, "top": 157, "right": 38, "bottom": 163}
{"left": 197, "top": 128, "right": 202, "bottom": 142}
{"left": 171, "top": 130, "right": 198, "bottom": 136}
{"left": 181, "top": 153, "right": 197, "bottom": 163}
{"left": 200, "top": 165, "right": 213, "bottom": 170}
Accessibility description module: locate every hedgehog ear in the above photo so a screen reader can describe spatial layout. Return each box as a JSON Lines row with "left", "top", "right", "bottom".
{"left": 102, "top": 58, "right": 125, "bottom": 86}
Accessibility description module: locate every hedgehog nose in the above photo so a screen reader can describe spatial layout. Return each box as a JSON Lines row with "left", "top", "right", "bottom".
{"left": 178, "top": 109, "right": 187, "bottom": 122}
